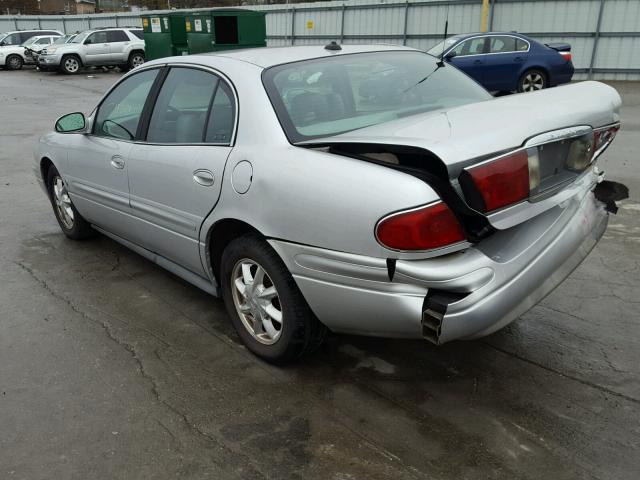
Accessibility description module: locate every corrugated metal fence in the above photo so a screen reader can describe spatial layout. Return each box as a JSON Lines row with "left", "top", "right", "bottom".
{"left": 1, "top": 0, "right": 639, "bottom": 80}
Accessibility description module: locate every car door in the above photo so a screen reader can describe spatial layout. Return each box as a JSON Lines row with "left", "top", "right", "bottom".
{"left": 106, "top": 30, "right": 130, "bottom": 63}
{"left": 126, "top": 66, "right": 235, "bottom": 276}
{"left": 83, "top": 31, "right": 110, "bottom": 64}
{"left": 64, "top": 68, "right": 160, "bottom": 237}
{"left": 482, "top": 35, "right": 529, "bottom": 91}
{"left": 448, "top": 37, "right": 489, "bottom": 86}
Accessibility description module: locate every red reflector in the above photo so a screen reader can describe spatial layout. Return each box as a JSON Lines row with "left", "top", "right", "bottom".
{"left": 560, "top": 51, "right": 572, "bottom": 62}
{"left": 376, "top": 202, "right": 465, "bottom": 251}
{"left": 468, "top": 150, "right": 530, "bottom": 212}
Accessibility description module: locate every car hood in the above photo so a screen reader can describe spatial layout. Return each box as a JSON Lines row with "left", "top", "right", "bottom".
{"left": 299, "top": 81, "right": 621, "bottom": 177}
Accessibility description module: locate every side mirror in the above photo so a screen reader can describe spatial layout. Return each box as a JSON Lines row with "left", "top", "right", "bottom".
{"left": 444, "top": 51, "right": 457, "bottom": 60}
{"left": 0, "top": 41, "right": 5, "bottom": 47}
{"left": 55, "top": 112, "right": 86, "bottom": 133}
{"left": 84, "top": 38, "right": 92, "bottom": 45}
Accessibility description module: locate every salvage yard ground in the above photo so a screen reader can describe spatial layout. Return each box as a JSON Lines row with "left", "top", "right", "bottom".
{"left": 1, "top": 68, "right": 639, "bottom": 480}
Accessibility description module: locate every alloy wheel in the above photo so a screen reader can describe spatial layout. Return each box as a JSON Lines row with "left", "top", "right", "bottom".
{"left": 64, "top": 57, "right": 79, "bottom": 73}
{"left": 8, "top": 56, "right": 22, "bottom": 69}
{"left": 52, "top": 176, "right": 74, "bottom": 229}
{"left": 231, "top": 258, "right": 283, "bottom": 345}
{"left": 522, "top": 72, "right": 544, "bottom": 92}
{"left": 131, "top": 55, "right": 145, "bottom": 68}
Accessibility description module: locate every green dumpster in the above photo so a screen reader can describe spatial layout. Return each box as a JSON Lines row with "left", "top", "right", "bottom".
{"left": 141, "top": 12, "right": 191, "bottom": 61}
{"left": 185, "top": 9, "right": 266, "bottom": 55}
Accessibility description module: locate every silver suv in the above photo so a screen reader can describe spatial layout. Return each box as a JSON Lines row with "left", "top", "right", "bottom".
{"left": 38, "top": 27, "right": 145, "bottom": 74}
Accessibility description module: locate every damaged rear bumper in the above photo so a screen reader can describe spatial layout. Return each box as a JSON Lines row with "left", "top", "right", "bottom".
{"left": 268, "top": 173, "right": 609, "bottom": 343}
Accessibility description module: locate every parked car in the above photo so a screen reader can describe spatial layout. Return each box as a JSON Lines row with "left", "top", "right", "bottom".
{"left": 35, "top": 45, "right": 622, "bottom": 363}
{"left": 35, "top": 33, "right": 77, "bottom": 70}
{"left": 38, "top": 27, "right": 145, "bottom": 74}
{"left": 0, "top": 29, "right": 62, "bottom": 70}
{"left": 427, "top": 32, "right": 574, "bottom": 92}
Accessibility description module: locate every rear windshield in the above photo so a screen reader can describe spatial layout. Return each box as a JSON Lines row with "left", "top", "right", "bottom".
{"left": 262, "top": 50, "right": 490, "bottom": 143}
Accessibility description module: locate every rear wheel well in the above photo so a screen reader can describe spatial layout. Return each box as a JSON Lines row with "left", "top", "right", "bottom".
{"left": 208, "top": 219, "right": 263, "bottom": 284}
{"left": 129, "top": 49, "right": 145, "bottom": 59}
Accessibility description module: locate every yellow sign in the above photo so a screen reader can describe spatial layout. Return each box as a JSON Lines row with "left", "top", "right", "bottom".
{"left": 186, "top": 20, "right": 191, "bottom": 32}
{"left": 306, "top": 20, "right": 314, "bottom": 29}
{"left": 142, "top": 18, "right": 149, "bottom": 28}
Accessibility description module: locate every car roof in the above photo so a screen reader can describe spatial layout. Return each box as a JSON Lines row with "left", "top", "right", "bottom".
{"left": 193, "top": 44, "right": 419, "bottom": 68}
{"left": 450, "top": 31, "right": 530, "bottom": 41}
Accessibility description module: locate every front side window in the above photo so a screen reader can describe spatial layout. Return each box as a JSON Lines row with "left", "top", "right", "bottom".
{"left": 489, "top": 36, "right": 517, "bottom": 53}
{"left": 263, "top": 51, "right": 491, "bottom": 143}
{"left": 94, "top": 69, "right": 159, "bottom": 141}
{"left": 451, "top": 37, "right": 487, "bottom": 56}
{"left": 86, "top": 31, "right": 108, "bottom": 44}
{"left": 107, "top": 30, "right": 129, "bottom": 43}
{"left": 147, "top": 68, "right": 221, "bottom": 144}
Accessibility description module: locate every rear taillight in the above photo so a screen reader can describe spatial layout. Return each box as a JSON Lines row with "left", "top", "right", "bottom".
{"left": 559, "top": 51, "right": 572, "bottom": 62}
{"left": 376, "top": 202, "right": 465, "bottom": 251}
{"left": 463, "top": 150, "right": 530, "bottom": 212}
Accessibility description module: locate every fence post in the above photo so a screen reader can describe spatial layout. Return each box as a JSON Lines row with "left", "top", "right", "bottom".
{"left": 115, "top": 15, "right": 120, "bottom": 27}
{"left": 488, "top": 0, "right": 496, "bottom": 31}
{"left": 291, "top": 7, "right": 295, "bottom": 45}
{"left": 38, "top": 17, "right": 42, "bottom": 29}
{"left": 340, "top": 4, "right": 346, "bottom": 43}
{"left": 14, "top": 17, "right": 18, "bottom": 30}
{"left": 88, "top": 15, "right": 92, "bottom": 29}
{"left": 62, "top": 17, "right": 67, "bottom": 34}
{"left": 402, "top": 0, "right": 409, "bottom": 46}
{"left": 588, "top": 0, "right": 605, "bottom": 79}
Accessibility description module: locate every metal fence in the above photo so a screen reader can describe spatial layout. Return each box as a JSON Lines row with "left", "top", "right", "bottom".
{"left": 1, "top": 0, "right": 639, "bottom": 80}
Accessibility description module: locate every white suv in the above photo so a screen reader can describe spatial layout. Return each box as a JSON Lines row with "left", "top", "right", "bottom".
{"left": 38, "top": 27, "right": 145, "bottom": 74}
{"left": 0, "top": 29, "right": 62, "bottom": 70}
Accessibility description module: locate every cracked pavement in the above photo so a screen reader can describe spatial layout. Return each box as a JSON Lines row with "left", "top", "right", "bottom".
{"left": 1, "top": 69, "right": 639, "bottom": 480}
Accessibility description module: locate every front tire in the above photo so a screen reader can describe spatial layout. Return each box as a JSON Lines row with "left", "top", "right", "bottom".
{"left": 220, "top": 234, "right": 327, "bottom": 364}
{"left": 60, "top": 55, "right": 81, "bottom": 75}
{"left": 46, "top": 166, "right": 94, "bottom": 240}
{"left": 518, "top": 69, "right": 547, "bottom": 92}
{"left": 6, "top": 54, "right": 23, "bottom": 70}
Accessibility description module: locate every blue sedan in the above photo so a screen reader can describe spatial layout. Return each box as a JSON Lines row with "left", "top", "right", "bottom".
{"left": 427, "top": 32, "right": 574, "bottom": 93}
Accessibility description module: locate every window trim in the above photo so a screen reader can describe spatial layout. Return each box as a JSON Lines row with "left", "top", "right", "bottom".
{"left": 138, "top": 64, "right": 239, "bottom": 147}
{"left": 445, "top": 34, "right": 531, "bottom": 58}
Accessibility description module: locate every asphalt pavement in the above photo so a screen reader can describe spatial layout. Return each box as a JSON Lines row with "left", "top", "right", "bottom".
{"left": 1, "top": 68, "right": 639, "bottom": 480}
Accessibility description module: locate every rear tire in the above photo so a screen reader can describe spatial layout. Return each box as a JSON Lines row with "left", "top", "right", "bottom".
{"left": 46, "top": 165, "right": 94, "bottom": 240}
{"left": 220, "top": 234, "right": 327, "bottom": 364}
{"left": 59, "top": 55, "right": 81, "bottom": 75}
{"left": 6, "top": 54, "right": 23, "bottom": 70}
{"left": 127, "top": 51, "right": 145, "bottom": 70}
{"left": 517, "top": 69, "right": 547, "bottom": 93}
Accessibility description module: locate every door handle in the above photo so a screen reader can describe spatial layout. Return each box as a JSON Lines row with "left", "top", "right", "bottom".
{"left": 110, "top": 155, "right": 125, "bottom": 169}
{"left": 473, "top": 59, "right": 482, "bottom": 65}
{"left": 514, "top": 56, "right": 524, "bottom": 62}
{"left": 193, "top": 169, "right": 215, "bottom": 186}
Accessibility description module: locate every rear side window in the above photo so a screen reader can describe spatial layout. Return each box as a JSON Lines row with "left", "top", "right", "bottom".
{"left": 147, "top": 68, "right": 219, "bottom": 144}
{"left": 107, "top": 30, "right": 129, "bottom": 42}
{"left": 205, "top": 82, "right": 235, "bottom": 144}
{"left": 94, "top": 69, "right": 159, "bottom": 141}
{"left": 489, "top": 36, "right": 517, "bottom": 53}
{"left": 452, "top": 37, "right": 487, "bottom": 56}
{"left": 516, "top": 38, "right": 529, "bottom": 51}
{"left": 131, "top": 30, "right": 144, "bottom": 40}
{"left": 20, "top": 32, "right": 39, "bottom": 43}
{"left": 1, "top": 33, "right": 22, "bottom": 45}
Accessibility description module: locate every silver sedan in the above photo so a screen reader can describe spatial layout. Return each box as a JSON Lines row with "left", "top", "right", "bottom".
{"left": 34, "top": 44, "right": 623, "bottom": 363}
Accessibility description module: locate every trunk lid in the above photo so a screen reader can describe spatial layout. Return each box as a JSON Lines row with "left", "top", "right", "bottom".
{"left": 299, "top": 81, "right": 621, "bottom": 231}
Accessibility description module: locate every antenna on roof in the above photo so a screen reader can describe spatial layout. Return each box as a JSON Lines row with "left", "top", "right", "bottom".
{"left": 436, "top": 4, "right": 450, "bottom": 67}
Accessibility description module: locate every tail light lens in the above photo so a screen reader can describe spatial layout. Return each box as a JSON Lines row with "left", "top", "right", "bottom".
{"left": 376, "top": 202, "right": 465, "bottom": 251}
{"left": 559, "top": 51, "right": 572, "bottom": 62}
{"left": 462, "top": 150, "right": 530, "bottom": 212}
